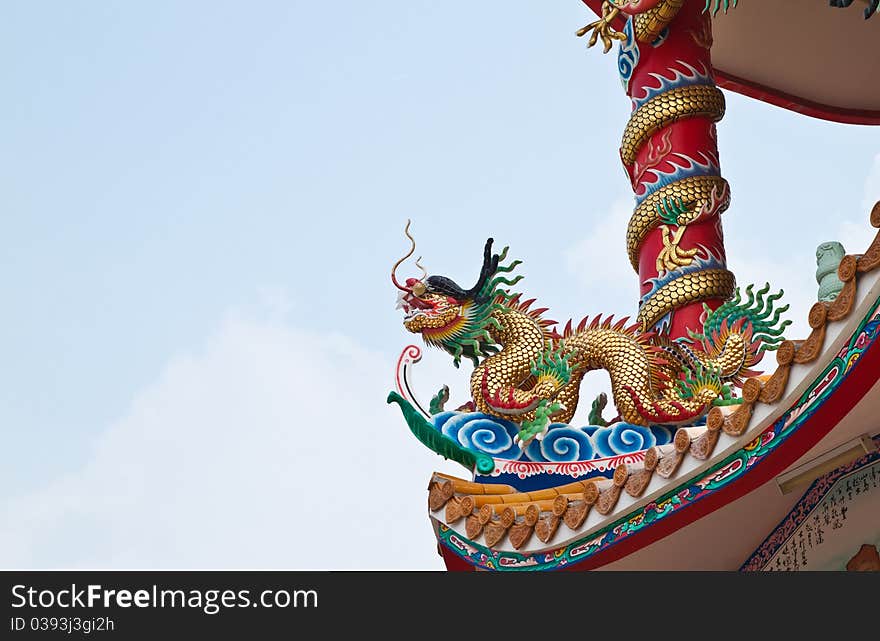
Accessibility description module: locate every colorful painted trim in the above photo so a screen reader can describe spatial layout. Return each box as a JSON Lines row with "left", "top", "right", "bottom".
{"left": 739, "top": 435, "right": 880, "bottom": 571}
{"left": 437, "top": 297, "right": 880, "bottom": 570}
{"left": 488, "top": 451, "right": 648, "bottom": 480}
{"left": 481, "top": 451, "right": 650, "bottom": 492}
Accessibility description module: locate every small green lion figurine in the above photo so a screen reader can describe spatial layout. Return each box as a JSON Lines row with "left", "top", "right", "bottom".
{"left": 816, "top": 241, "right": 846, "bottom": 302}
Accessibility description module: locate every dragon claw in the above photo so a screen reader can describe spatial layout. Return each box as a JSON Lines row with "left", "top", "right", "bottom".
{"left": 576, "top": 1, "right": 626, "bottom": 54}
{"left": 515, "top": 399, "right": 564, "bottom": 449}
{"left": 515, "top": 423, "right": 547, "bottom": 448}
{"left": 656, "top": 224, "right": 698, "bottom": 273}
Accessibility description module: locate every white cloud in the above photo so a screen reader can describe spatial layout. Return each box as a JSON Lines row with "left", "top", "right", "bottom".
{"left": 561, "top": 196, "right": 637, "bottom": 423}
{"left": 837, "top": 220, "right": 873, "bottom": 258}
{"left": 0, "top": 309, "right": 465, "bottom": 569}
{"left": 833, "top": 153, "right": 880, "bottom": 257}
{"left": 863, "top": 153, "right": 880, "bottom": 214}
{"left": 726, "top": 151, "right": 880, "bottom": 344}
{"left": 725, "top": 247, "right": 815, "bottom": 343}
{"left": 564, "top": 196, "right": 633, "bottom": 295}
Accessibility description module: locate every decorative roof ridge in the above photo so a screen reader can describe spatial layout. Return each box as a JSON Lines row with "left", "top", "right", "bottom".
{"left": 426, "top": 201, "right": 880, "bottom": 554}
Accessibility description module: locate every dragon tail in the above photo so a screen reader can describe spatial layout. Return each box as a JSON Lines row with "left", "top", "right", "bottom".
{"left": 685, "top": 283, "right": 791, "bottom": 383}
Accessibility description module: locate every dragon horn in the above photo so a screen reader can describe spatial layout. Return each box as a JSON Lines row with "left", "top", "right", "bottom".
{"left": 466, "top": 238, "right": 500, "bottom": 300}
{"left": 391, "top": 219, "right": 417, "bottom": 292}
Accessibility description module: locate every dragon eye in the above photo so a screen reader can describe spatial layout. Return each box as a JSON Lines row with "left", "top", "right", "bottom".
{"left": 411, "top": 281, "right": 427, "bottom": 297}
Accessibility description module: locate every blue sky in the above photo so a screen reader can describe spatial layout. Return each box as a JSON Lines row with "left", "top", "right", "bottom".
{"left": 1, "top": 1, "right": 878, "bottom": 568}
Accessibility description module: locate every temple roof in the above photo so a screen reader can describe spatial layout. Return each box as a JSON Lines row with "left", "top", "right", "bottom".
{"left": 712, "top": 0, "right": 880, "bottom": 125}
{"left": 580, "top": 0, "right": 880, "bottom": 125}
{"left": 428, "top": 202, "right": 880, "bottom": 568}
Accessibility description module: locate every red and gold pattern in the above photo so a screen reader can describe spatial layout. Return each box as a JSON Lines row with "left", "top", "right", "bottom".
{"left": 582, "top": 1, "right": 733, "bottom": 339}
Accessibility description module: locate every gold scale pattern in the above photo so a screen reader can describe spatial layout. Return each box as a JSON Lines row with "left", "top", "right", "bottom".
{"left": 636, "top": 268, "right": 736, "bottom": 331}
{"left": 632, "top": 0, "right": 686, "bottom": 43}
{"left": 465, "top": 302, "right": 746, "bottom": 427}
{"left": 621, "top": 84, "right": 726, "bottom": 166}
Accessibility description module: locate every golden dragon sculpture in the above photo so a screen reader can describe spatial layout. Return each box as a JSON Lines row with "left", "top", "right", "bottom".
{"left": 392, "top": 225, "right": 790, "bottom": 442}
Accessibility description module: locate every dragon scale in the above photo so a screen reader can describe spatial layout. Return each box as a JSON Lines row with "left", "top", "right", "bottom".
{"left": 469, "top": 302, "right": 760, "bottom": 427}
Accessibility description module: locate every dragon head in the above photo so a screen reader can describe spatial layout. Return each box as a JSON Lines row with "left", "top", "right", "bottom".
{"left": 392, "top": 222, "right": 522, "bottom": 367}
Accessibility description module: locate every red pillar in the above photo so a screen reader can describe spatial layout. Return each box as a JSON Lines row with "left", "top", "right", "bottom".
{"left": 616, "top": 1, "right": 735, "bottom": 338}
